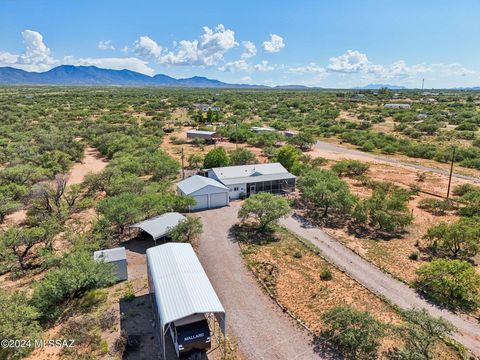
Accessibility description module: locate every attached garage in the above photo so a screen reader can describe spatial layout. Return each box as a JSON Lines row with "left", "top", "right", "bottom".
{"left": 176, "top": 175, "right": 229, "bottom": 211}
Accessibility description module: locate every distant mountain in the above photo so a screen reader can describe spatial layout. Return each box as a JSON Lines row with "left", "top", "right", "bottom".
{"left": 0, "top": 65, "right": 267, "bottom": 88}
{"left": 451, "top": 86, "right": 480, "bottom": 91}
{"left": 353, "top": 83, "right": 408, "bottom": 90}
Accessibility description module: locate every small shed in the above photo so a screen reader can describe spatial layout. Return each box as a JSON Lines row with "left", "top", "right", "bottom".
{"left": 283, "top": 130, "right": 298, "bottom": 137}
{"left": 177, "top": 175, "right": 229, "bottom": 211}
{"left": 250, "top": 126, "right": 277, "bottom": 133}
{"left": 129, "top": 212, "right": 186, "bottom": 244}
{"left": 94, "top": 247, "right": 128, "bottom": 282}
{"left": 146, "top": 243, "right": 226, "bottom": 360}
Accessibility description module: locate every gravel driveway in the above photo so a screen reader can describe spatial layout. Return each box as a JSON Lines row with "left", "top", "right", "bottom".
{"left": 195, "top": 203, "right": 321, "bottom": 360}
{"left": 315, "top": 140, "right": 480, "bottom": 184}
{"left": 281, "top": 214, "right": 480, "bottom": 356}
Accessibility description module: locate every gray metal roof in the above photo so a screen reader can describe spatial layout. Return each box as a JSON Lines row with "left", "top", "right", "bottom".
{"left": 209, "top": 163, "right": 296, "bottom": 185}
{"left": 177, "top": 175, "right": 228, "bottom": 195}
{"left": 146, "top": 243, "right": 225, "bottom": 331}
{"left": 94, "top": 247, "right": 126, "bottom": 262}
{"left": 129, "top": 212, "right": 186, "bottom": 240}
{"left": 187, "top": 130, "right": 216, "bottom": 136}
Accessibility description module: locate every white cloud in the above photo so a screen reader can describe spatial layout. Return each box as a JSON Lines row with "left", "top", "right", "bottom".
{"left": 327, "top": 50, "right": 370, "bottom": 73}
{"left": 240, "top": 76, "right": 252, "bottom": 82}
{"left": 0, "top": 30, "right": 57, "bottom": 71}
{"left": 262, "top": 34, "right": 285, "bottom": 53}
{"left": 98, "top": 40, "right": 115, "bottom": 51}
{"left": 159, "top": 24, "right": 237, "bottom": 66}
{"left": 132, "top": 36, "right": 162, "bottom": 59}
{"left": 241, "top": 41, "right": 257, "bottom": 59}
{"left": 254, "top": 60, "right": 275, "bottom": 71}
{"left": 288, "top": 62, "right": 326, "bottom": 75}
{"left": 63, "top": 56, "right": 155, "bottom": 76}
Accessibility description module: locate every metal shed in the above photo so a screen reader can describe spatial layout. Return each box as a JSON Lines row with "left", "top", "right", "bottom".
{"left": 129, "top": 212, "right": 186, "bottom": 244}
{"left": 177, "top": 175, "right": 229, "bottom": 211}
{"left": 186, "top": 130, "right": 217, "bottom": 141}
{"left": 93, "top": 247, "right": 128, "bottom": 282}
{"left": 146, "top": 243, "right": 226, "bottom": 360}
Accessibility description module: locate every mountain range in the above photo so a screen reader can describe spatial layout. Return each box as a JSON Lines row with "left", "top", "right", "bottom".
{"left": 0, "top": 65, "right": 269, "bottom": 88}
{"left": 353, "top": 83, "right": 408, "bottom": 90}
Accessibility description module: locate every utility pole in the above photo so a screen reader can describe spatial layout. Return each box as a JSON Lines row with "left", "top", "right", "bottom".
{"left": 181, "top": 147, "right": 185, "bottom": 179}
{"left": 235, "top": 120, "right": 239, "bottom": 150}
{"left": 446, "top": 146, "right": 456, "bottom": 201}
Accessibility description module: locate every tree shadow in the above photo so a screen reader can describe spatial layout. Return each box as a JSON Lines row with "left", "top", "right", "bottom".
{"left": 119, "top": 294, "right": 177, "bottom": 360}
{"left": 310, "top": 335, "right": 346, "bottom": 359}
{"left": 228, "top": 223, "right": 279, "bottom": 245}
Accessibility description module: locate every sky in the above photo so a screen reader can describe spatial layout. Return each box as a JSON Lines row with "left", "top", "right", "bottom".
{"left": 1, "top": 0, "right": 480, "bottom": 88}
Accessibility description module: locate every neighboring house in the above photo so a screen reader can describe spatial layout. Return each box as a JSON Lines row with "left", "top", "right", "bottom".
{"left": 93, "top": 247, "right": 128, "bottom": 282}
{"left": 417, "top": 113, "right": 429, "bottom": 119}
{"left": 177, "top": 175, "right": 230, "bottom": 211}
{"left": 207, "top": 163, "right": 296, "bottom": 199}
{"left": 283, "top": 130, "right": 298, "bottom": 137}
{"left": 384, "top": 103, "right": 411, "bottom": 109}
{"left": 250, "top": 126, "right": 277, "bottom": 133}
{"left": 186, "top": 129, "right": 217, "bottom": 142}
{"left": 193, "top": 103, "right": 221, "bottom": 112}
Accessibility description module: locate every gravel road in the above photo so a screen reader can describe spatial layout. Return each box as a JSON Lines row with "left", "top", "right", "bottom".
{"left": 195, "top": 203, "right": 322, "bottom": 360}
{"left": 280, "top": 214, "right": 480, "bottom": 356}
{"left": 315, "top": 140, "right": 480, "bottom": 184}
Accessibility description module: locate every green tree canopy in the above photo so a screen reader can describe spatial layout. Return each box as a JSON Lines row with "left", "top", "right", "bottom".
{"left": 169, "top": 216, "right": 203, "bottom": 243}
{"left": 229, "top": 148, "right": 257, "bottom": 165}
{"left": 238, "top": 192, "right": 290, "bottom": 232}
{"left": 203, "top": 147, "right": 229, "bottom": 168}
{"left": 321, "top": 306, "right": 385, "bottom": 359}
{"left": 416, "top": 259, "right": 480, "bottom": 311}
{"left": 298, "top": 169, "right": 357, "bottom": 218}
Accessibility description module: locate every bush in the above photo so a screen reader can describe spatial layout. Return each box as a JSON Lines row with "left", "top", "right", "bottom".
{"left": 203, "top": 147, "right": 229, "bottom": 168}
{"left": 418, "top": 198, "right": 451, "bottom": 216}
{"left": 408, "top": 251, "right": 419, "bottom": 261}
{"left": 168, "top": 216, "right": 203, "bottom": 243}
{"left": 321, "top": 306, "right": 385, "bottom": 359}
{"left": 319, "top": 267, "right": 333, "bottom": 281}
{"left": 31, "top": 250, "right": 116, "bottom": 322}
{"left": 331, "top": 160, "right": 369, "bottom": 177}
{"left": 416, "top": 259, "right": 480, "bottom": 311}
{"left": 238, "top": 193, "right": 290, "bottom": 232}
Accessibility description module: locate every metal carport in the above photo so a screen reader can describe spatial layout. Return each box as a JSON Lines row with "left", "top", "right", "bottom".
{"left": 146, "top": 243, "right": 226, "bottom": 360}
{"left": 129, "top": 212, "right": 186, "bottom": 244}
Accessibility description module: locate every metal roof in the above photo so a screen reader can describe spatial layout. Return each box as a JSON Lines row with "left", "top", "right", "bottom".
{"left": 94, "top": 247, "right": 126, "bottom": 262}
{"left": 177, "top": 175, "right": 228, "bottom": 195}
{"left": 209, "top": 163, "right": 295, "bottom": 185}
{"left": 186, "top": 130, "right": 216, "bottom": 136}
{"left": 129, "top": 212, "right": 186, "bottom": 240}
{"left": 146, "top": 243, "right": 225, "bottom": 332}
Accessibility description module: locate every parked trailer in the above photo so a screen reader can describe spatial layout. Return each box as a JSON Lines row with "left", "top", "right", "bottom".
{"left": 146, "top": 243, "right": 226, "bottom": 359}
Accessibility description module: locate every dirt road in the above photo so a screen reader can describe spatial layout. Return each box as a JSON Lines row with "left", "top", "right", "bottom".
{"left": 195, "top": 204, "right": 321, "bottom": 360}
{"left": 313, "top": 140, "right": 480, "bottom": 184}
{"left": 280, "top": 214, "right": 480, "bottom": 356}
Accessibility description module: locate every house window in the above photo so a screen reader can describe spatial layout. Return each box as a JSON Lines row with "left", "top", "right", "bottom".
{"left": 233, "top": 187, "right": 239, "bottom": 191}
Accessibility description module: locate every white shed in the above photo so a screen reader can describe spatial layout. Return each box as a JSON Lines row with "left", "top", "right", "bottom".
{"left": 176, "top": 175, "right": 229, "bottom": 211}
{"left": 94, "top": 247, "right": 128, "bottom": 282}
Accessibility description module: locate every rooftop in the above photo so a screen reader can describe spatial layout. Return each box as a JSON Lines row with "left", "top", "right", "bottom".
{"left": 129, "top": 212, "right": 186, "bottom": 240}
{"left": 94, "top": 247, "right": 126, "bottom": 262}
{"left": 210, "top": 163, "right": 295, "bottom": 185}
{"left": 177, "top": 174, "right": 228, "bottom": 195}
{"left": 146, "top": 243, "right": 225, "bottom": 331}
{"left": 186, "top": 129, "right": 216, "bottom": 136}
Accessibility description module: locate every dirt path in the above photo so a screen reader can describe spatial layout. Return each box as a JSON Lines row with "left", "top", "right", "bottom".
{"left": 195, "top": 203, "right": 321, "bottom": 360}
{"left": 67, "top": 146, "right": 108, "bottom": 186}
{"left": 280, "top": 214, "right": 480, "bottom": 356}
{"left": 313, "top": 140, "right": 480, "bottom": 184}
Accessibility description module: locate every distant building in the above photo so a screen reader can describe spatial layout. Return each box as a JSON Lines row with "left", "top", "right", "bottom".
{"left": 283, "top": 130, "right": 298, "bottom": 137}
{"left": 193, "top": 103, "right": 221, "bottom": 112}
{"left": 250, "top": 126, "right": 277, "bottom": 133}
{"left": 186, "top": 129, "right": 217, "bottom": 141}
{"left": 417, "top": 113, "right": 429, "bottom": 119}
{"left": 384, "top": 103, "right": 411, "bottom": 109}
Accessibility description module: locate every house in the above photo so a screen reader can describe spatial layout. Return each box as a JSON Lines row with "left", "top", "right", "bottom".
{"left": 250, "top": 126, "right": 277, "bottom": 133}
{"left": 94, "top": 247, "right": 128, "bottom": 282}
{"left": 129, "top": 212, "right": 186, "bottom": 243}
{"left": 417, "top": 113, "right": 429, "bottom": 119}
{"left": 384, "top": 103, "right": 411, "bottom": 109}
{"left": 176, "top": 175, "right": 230, "bottom": 210}
{"left": 186, "top": 129, "right": 217, "bottom": 143}
{"left": 207, "top": 163, "right": 296, "bottom": 199}
{"left": 193, "top": 103, "right": 221, "bottom": 112}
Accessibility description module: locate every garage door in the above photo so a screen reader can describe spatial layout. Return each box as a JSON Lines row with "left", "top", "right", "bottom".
{"left": 192, "top": 194, "right": 208, "bottom": 210}
{"left": 209, "top": 192, "right": 228, "bottom": 208}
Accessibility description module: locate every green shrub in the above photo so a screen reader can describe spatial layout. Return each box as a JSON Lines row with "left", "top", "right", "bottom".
{"left": 331, "top": 160, "right": 369, "bottom": 177}
{"left": 319, "top": 267, "right": 333, "bottom": 281}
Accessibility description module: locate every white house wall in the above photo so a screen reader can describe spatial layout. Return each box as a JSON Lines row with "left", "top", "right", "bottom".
{"left": 227, "top": 183, "right": 246, "bottom": 199}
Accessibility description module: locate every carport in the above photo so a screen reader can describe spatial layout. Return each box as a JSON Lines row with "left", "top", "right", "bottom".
{"left": 146, "top": 243, "right": 226, "bottom": 360}
{"left": 129, "top": 212, "right": 186, "bottom": 245}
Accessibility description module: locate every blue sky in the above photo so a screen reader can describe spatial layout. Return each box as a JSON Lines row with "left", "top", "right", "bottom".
{"left": 1, "top": 0, "right": 480, "bottom": 88}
